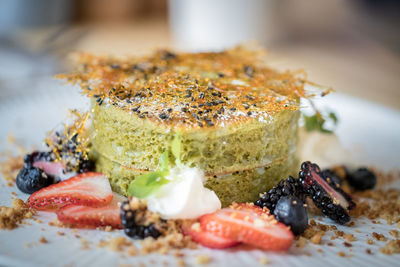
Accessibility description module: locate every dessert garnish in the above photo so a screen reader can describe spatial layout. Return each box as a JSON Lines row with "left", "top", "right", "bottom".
{"left": 57, "top": 193, "right": 123, "bottom": 229}
{"left": 255, "top": 176, "right": 305, "bottom": 214}
{"left": 120, "top": 198, "right": 165, "bottom": 239}
{"left": 128, "top": 133, "right": 221, "bottom": 219}
{"left": 299, "top": 161, "right": 356, "bottom": 224}
{"left": 200, "top": 203, "right": 294, "bottom": 251}
{"left": 273, "top": 196, "right": 308, "bottom": 236}
{"left": 181, "top": 221, "right": 240, "bottom": 249}
{"left": 346, "top": 167, "right": 377, "bottom": 191}
{"left": 27, "top": 172, "right": 113, "bottom": 210}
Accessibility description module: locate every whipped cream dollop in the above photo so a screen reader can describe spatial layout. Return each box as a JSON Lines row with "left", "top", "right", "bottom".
{"left": 145, "top": 166, "right": 221, "bottom": 219}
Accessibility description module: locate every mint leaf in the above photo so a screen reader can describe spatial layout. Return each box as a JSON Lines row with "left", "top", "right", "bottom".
{"left": 171, "top": 132, "right": 182, "bottom": 166}
{"left": 159, "top": 150, "right": 169, "bottom": 172}
{"left": 128, "top": 171, "right": 169, "bottom": 198}
{"left": 303, "top": 111, "right": 338, "bottom": 134}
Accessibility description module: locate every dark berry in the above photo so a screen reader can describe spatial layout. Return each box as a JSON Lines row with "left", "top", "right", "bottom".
{"left": 23, "top": 151, "right": 53, "bottom": 167}
{"left": 273, "top": 196, "right": 308, "bottom": 235}
{"left": 16, "top": 167, "right": 53, "bottom": 194}
{"left": 322, "top": 169, "right": 342, "bottom": 185}
{"left": 78, "top": 159, "right": 95, "bottom": 173}
{"left": 120, "top": 200, "right": 164, "bottom": 239}
{"left": 255, "top": 176, "right": 305, "bottom": 213}
{"left": 299, "top": 161, "right": 356, "bottom": 224}
{"left": 347, "top": 168, "right": 376, "bottom": 191}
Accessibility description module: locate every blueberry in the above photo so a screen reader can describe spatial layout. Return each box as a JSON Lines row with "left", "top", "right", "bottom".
{"left": 347, "top": 167, "right": 376, "bottom": 191}
{"left": 16, "top": 167, "right": 53, "bottom": 194}
{"left": 273, "top": 196, "right": 308, "bottom": 235}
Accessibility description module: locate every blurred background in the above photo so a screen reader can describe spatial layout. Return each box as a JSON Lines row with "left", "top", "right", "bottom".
{"left": 0, "top": 0, "right": 399, "bottom": 109}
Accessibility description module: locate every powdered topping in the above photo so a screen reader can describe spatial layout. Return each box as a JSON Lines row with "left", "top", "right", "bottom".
{"left": 58, "top": 46, "right": 319, "bottom": 129}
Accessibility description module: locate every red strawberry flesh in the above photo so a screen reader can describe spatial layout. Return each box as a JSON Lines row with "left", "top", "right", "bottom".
{"left": 57, "top": 196, "right": 123, "bottom": 229}
{"left": 27, "top": 172, "right": 113, "bottom": 210}
{"left": 182, "top": 222, "right": 240, "bottom": 249}
{"left": 201, "top": 204, "right": 294, "bottom": 251}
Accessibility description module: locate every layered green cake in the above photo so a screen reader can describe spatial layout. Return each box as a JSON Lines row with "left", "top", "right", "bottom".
{"left": 60, "top": 47, "right": 307, "bottom": 206}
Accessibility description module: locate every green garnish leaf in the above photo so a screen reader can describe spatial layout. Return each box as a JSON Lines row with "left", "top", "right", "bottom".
{"left": 171, "top": 131, "right": 182, "bottom": 166}
{"left": 303, "top": 111, "right": 338, "bottom": 134}
{"left": 159, "top": 150, "right": 169, "bottom": 172}
{"left": 128, "top": 171, "right": 169, "bottom": 198}
{"left": 127, "top": 132, "right": 184, "bottom": 198}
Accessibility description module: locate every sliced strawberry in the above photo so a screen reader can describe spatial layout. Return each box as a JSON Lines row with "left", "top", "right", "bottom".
{"left": 33, "top": 161, "right": 65, "bottom": 177}
{"left": 182, "top": 221, "right": 240, "bottom": 249}
{"left": 200, "top": 203, "right": 294, "bottom": 251}
{"left": 27, "top": 172, "right": 112, "bottom": 210}
{"left": 57, "top": 194, "right": 124, "bottom": 228}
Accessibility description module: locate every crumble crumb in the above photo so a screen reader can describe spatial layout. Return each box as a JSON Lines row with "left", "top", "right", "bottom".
{"left": 366, "top": 248, "right": 372, "bottom": 255}
{"left": 366, "top": 239, "right": 374, "bottom": 245}
{"left": 258, "top": 256, "right": 269, "bottom": 264}
{"left": 389, "top": 230, "right": 399, "bottom": 238}
{"left": 296, "top": 236, "right": 307, "bottom": 248}
{"left": 344, "top": 242, "right": 352, "bottom": 247}
{"left": 177, "top": 259, "right": 186, "bottom": 266}
{"left": 0, "top": 150, "right": 24, "bottom": 186}
{"left": 39, "top": 236, "right": 48, "bottom": 244}
{"left": 0, "top": 198, "right": 35, "bottom": 230}
{"left": 310, "top": 233, "right": 323, "bottom": 244}
{"left": 343, "top": 234, "right": 355, "bottom": 242}
{"left": 81, "top": 238, "right": 89, "bottom": 250}
{"left": 378, "top": 240, "right": 400, "bottom": 255}
{"left": 194, "top": 255, "right": 211, "bottom": 265}
{"left": 372, "top": 232, "right": 387, "bottom": 242}
{"left": 337, "top": 252, "right": 346, "bottom": 257}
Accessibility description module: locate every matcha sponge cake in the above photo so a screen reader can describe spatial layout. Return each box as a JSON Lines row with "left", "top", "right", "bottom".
{"left": 60, "top": 47, "right": 308, "bottom": 206}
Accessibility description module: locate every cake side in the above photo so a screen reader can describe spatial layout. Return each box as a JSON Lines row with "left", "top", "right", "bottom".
{"left": 91, "top": 101, "right": 299, "bottom": 174}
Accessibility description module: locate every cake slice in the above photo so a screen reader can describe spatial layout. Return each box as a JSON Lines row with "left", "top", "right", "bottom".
{"left": 59, "top": 46, "right": 307, "bottom": 206}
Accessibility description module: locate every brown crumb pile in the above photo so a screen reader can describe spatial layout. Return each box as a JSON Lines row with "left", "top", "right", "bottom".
{"left": 379, "top": 240, "right": 400, "bottom": 255}
{"left": 98, "top": 219, "right": 196, "bottom": 256}
{"left": 0, "top": 199, "right": 35, "bottom": 230}
{"left": 0, "top": 154, "right": 23, "bottom": 187}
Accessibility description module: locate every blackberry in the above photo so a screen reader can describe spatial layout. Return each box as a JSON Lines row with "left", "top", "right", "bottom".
{"left": 347, "top": 167, "right": 376, "bottom": 191}
{"left": 299, "top": 161, "right": 356, "bottom": 224}
{"left": 322, "top": 169, "right": 342, "bottom": 186}
{"left": 77, "top": 158, "right": 95, "bottom": 173}
{"left": 16, "top": 167, "right": 53, "bottom": 194}
{"left": 274, "top": 196, "right": 308, "bottom": 235}
{"left": 120, "top": 200, "right": 165, "bottom": 239}
{"left": 255, "top": 176, "right": 305, "bottom": 213}
{"left": 24, "top": 151, "right": 53, "bottom": 167}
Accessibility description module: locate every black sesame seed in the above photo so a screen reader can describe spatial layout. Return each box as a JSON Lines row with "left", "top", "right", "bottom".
{"left": 198, "top": 103, "right": 204, "bottom": 107}
{"left": 181, "top": 107, "right": 188, "bottom": 112}
{"left": 207, "top": 121, "right": 214, "bottom": 126}
{"left": 159, "top": 113, "right": 169, "bottom": 120}
{"left": 199, "top": 92, "right": 205, "bottom": 99}
{"left": 217, "top": 73, "right": 225, "bottom": 78}
{"left": 247, "top": 111, "right": 252, "bottom": 116}
{"left": 167, "top": 108, "right": 172, "bottom": 112}
{"left": 198, "top": 121, "right": 203, "bottom": 127}
{"left": 230, "top": 107, "right": 236, "bottom": 111}
{"left": 111, "top": 64, "right": 121, "bottom": 69}
{"left": 206, "top": 102, "right": 212, "bottom": 106}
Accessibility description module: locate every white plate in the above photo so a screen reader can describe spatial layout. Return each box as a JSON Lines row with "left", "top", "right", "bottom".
{"left": 0, "top": 78, "right": 399, "bottom": 267}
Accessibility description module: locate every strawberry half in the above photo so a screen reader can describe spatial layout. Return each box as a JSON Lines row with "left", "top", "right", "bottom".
{"left": 200, "top": 203, "right": 294, "bottom": 251}
{"left": 182, "top": 221, "right": 240, "bottom": 249}
{"left": 57, "top": 193, "right": 126, "bottom": 228}
{"left": 27, "top": 172, "right": 113, "bottom": 210}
